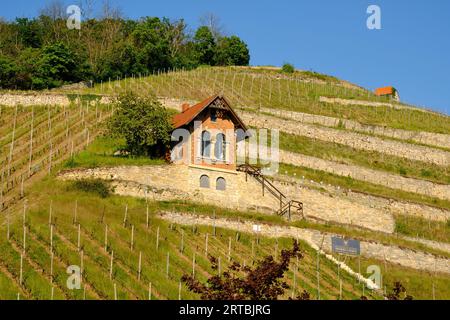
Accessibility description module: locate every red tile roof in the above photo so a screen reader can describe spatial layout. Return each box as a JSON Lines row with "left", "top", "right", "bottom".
{"left": 172, "top": 95, "right": 248, "bottom": 131}
{"left": 172, "top": 95, "right": 217, "bottom": 129}
{"left": 375, "top": 86, "right": 395, "bottom": 96}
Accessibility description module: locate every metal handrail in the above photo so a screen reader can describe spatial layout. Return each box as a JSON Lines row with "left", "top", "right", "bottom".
{"left": 237, "top": 163, "right": 303, "bottom": 219}
{"left": 237, "top": 164, "right": 286, "bottom": 200}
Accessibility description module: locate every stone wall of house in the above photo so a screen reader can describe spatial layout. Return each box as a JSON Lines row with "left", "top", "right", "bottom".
{"left": 58, "top": 165, "right": 279, "bottom": 213}
{"left": 278, "top": 150, "right": 450, "bottom": 201}
{"left": 240, "top": 112, "right": 450, "bottom": 166}
{"left": 158, "top": 211, "right": 450, "bottom": 275}
{"left": 251, "top": 107, "right": 450, "bottom": 150}
{"left": 58, "top": 164, "right": 397, "bottom": 233}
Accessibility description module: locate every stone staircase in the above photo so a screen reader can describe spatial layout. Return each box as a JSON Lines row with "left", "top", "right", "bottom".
{"left": 237, "top": 163, "right": 303, "bottom": 220}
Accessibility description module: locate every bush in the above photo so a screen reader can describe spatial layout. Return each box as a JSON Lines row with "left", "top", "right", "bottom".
{"left": 420, "top": 169, "right": 432, "bottom": 178}
{"left": 70, "top": 179, "right": 111, "bottom": 198}
{"left": 182, "top": 241, "right": 305, "bottom": 300}
{"left": 282, "top": 63, "right": 295, "bottom": 74}
{"left": 108, "top": 92, "right": 173, "bottom": 157}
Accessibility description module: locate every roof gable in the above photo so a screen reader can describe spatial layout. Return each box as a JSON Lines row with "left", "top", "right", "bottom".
{"left": 172, "top": 95, "right": 248, "bottom": 131}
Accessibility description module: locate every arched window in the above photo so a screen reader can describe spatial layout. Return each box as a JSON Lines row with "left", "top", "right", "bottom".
{"left": 200, "top": 175, "right": 210, "bottom": 188}
{"left": 216, "top": 177, "right": 226, "bottom": 191}
{"left": 214, "top": 133, "right": 226, "bottom": 161}
{"left": 201, "top": 130, "right": 211, "bottom": 158}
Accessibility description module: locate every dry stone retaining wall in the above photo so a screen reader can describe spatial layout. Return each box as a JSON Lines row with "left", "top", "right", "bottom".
{"left": 159, "top": 211, "right": 380, "bottom": 289}
{"left": 254, "top": 107, "right": 450, "bottom": 150}
{"left": 0, "top": 93, "right": 111, "bottom": 106}
{"left": 241, "top": 112, "right": 450, "bottom": 166}
{"left": 319, "top": 96, "right": 418, "bottom": 111}
{"left": 271, "top": 177, "right": 395, "bottom": 233}
{"left": 58, "top": 165, "right": 396, "bottom": 233}
{"left": 3, "top": 93, "right": 447, "bottom": 155}
{"left": 279, "top": 150, "right": 450, "bottom": 201}
{"left": 158, "top": 212, "right": 450, "bottom": 275}
{"left": 274, "top": 174, "right": 450, "bottom": 223}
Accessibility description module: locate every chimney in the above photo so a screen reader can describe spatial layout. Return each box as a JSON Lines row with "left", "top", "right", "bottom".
{"left": 181, "top": 103, "right": 190, "bottom": 112}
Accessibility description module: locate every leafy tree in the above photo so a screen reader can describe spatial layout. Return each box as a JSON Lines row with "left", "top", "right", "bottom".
{"left": 108, "top": 92, "right": 173, "bottom": 156}
{"left": 132, "top": 17, "right": 172, "bottom": 72}
{"left": 16, "top": 48, "right": 41, "bottom": 89}
{"left": 215, "top": 36, "right": 250, "bottom": 66}
{"left": 282, "top": 63, "right": 295, "bottom": 74}
{"left": 0, "top": 55, "right": 18, "bottom": 88}
{"left": 182, "top": 241, "right": 307, "bottom": 300}
{"left": 171, "top": 41, "right": 199, "bottom": 70}
{"left": 15, "top": 18, "right": 43, "bottom": 48}
{"left": 0, "top": 10, "right": 251, "bottom": 89}
{"left": 194, "top": 26, "right": 216, "bottom": 65}
{"left": 33, "top": 42, "right": 80, "bottom": 89}
{"left": 97, "top": 42, "right": 145, "bottom": 80}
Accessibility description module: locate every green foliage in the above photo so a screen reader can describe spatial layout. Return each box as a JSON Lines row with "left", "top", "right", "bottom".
{"left": 69, "top": 179, "right": 112, "bottom": 198}
{"left": 0, "top": 55, "right": 18, "bottom": 88}
{"left": 32, "top": 42, "right": 82, "bottom": 89}
{"left": 394, "top": 214, "right": 450, "bottom": 243}
{"left": 420, "top": 169, "right": 432, "bottom": 178}
{"left": 282, "top": 63, "right": 295, "bottom": 74}
{"left": 215, "top": 36, "right": 250, "bottom": 66}
{"left": 64, "top": 136, "right": 166, "bottom": 168}
{"left": 302, "top": 70, "right": 338, "bottom": 82}
{"left": 194, "top": 26, "right": 217, "bottom": 65}
{"left": 97, "top": 42, "right": 144, "bottom": 81}
{"left": 398, "top": 166, "right": 407, "bottom": 176}
{"left": 15, "top": 17, "right": 43, "bottom": 48}
{"left": 0, "top": 14, "right": 251, "bottom": 89}
{"left": 108, "top": 93, "right": 173, "bottom": 156}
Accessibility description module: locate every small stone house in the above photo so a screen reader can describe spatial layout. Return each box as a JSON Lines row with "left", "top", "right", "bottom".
{"left": 169, "top": 94, "right": 263, "bottom": 207}
{"left": 171, "top": 94, "right": 248, "bottom": 171}
{"left": 374, "top": 86, "right": 400, "bottom": 101}
{"left": 168, "top": 94, "right": 303, "bottom": 218}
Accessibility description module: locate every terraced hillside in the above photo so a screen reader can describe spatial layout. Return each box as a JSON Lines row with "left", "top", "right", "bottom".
{"left": 0, "top": 66, "right": 449, "bottom": 299}
{"left": 0, "top": 101, "right": 112, "bottom": 210}
{"left": 58, "top": 66, "right": 450, "bottom": 233}
{"left": 71, "top": 66, "right": 450, "bottom": 134}
{"left": 0, "top": 177, "right": 383, "bottom": 300}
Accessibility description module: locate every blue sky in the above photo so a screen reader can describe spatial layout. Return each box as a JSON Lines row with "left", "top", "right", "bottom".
{"left": 2, "top": 0, "right": 450, "bottom": 114}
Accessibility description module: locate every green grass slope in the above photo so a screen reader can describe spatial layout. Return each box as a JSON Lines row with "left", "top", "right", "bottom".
{"left": 0, "top": 176, "right": 384, "bottom": 300}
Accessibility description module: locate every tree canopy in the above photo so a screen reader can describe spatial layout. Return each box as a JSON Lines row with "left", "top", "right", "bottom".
{"left": 0, "top": 12, "right": 250, "bottom": 90}
{"left": 194, "top": 26, "right": 217, "bottom": 65}
{"left": 108, "top": 93, "right": 173, "bottom": 157}
{"left": 215, "top": 36, "right": 250, "bottom": 66}
{"left": 282, "top": 63, "right": 295, "bottom": 74}
{"left": 182, "top": 241, "right": 309, "bottom": 300}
